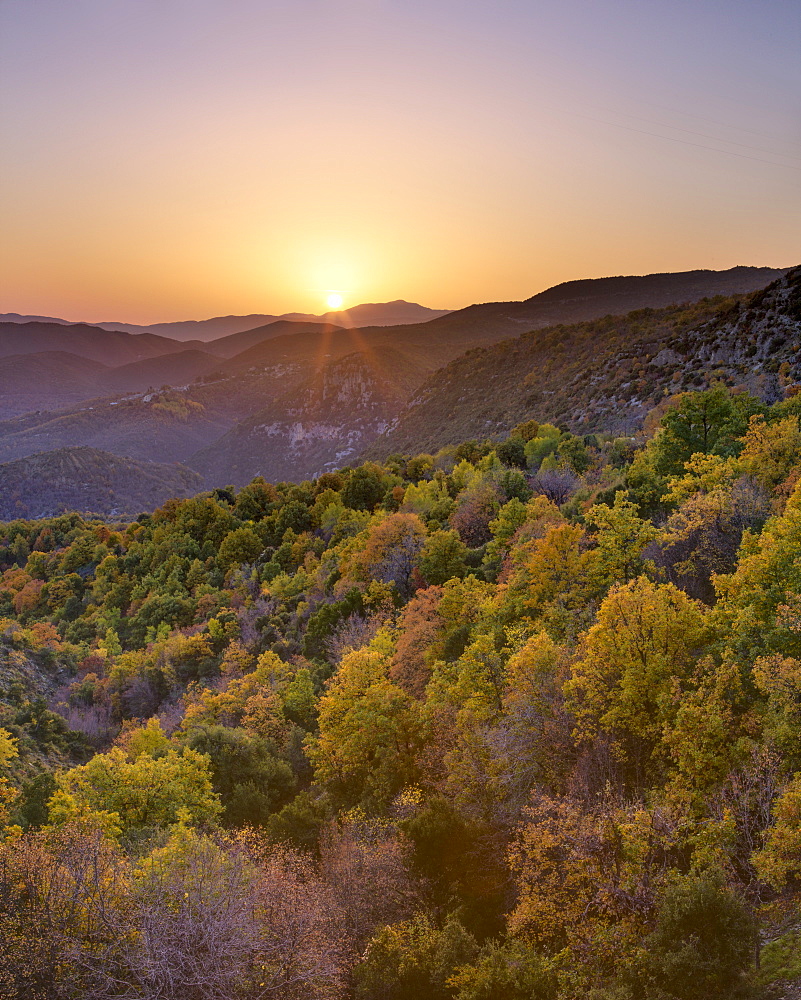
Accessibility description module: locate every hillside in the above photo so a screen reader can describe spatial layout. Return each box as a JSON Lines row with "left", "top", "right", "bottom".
{"left": 190, "top": 346, "right": 429, "bottom": 485}
{"left": 369, "top": 266, "right": 801, "bottom": 456}
{"left": 0, "top": 321, "right": 206, "bottom": 366}
{"left": 0, "top": 352, "right": 110, "bottom": 419}
{"left": 0, "top": 350, "right": 224, "bottom": 420}
{"left": 3, "top": 382, "right": 801, "bottom": 996}
{"left": 0, "top": 392, "right": 231, "bottom": 465}
{"left": 200, "top": 320, "right": 347, "bottom": 359}
{"left": 96, "top": 349, "right": 220, "bottom": 395}
{"left": 516, "top": 265, "right": 789, "bottom": 321}
{"left": 0, "top": 446, "right": 203, "bottom": 518}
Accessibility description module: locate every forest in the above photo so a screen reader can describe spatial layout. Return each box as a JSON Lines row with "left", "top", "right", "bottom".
{"left": 1, "top": 383, "right": 801, "bottom": 999}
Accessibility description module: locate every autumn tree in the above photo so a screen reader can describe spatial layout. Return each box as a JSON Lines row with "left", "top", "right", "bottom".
{"left": 343, "top": 512, "right": 426, "bottom": 600}
{"left": 565, "top": 577, "right": 710, "bottom": 787}
{"left": 390, "top": 586, "right": 444, "bottom": 698}
{"left": 48, "top": 744, "right": 222, "bottom": 838}
{"left": 307, "top": 647, "right": 425, "bottom": 810}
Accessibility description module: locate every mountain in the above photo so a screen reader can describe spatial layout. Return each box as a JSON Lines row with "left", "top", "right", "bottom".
{"left": 0, "top": 392, "right": 231, "bottom": 466}
{"left": 200, "top": 320, "right": 347, "bottom": 359}
{"left": 345, "top": 266, "right": 791, "bottom": 356}
{"left": 0, "top": 267, "right": 792, "bottom": 486}
{"left": 367, "top": 266, "right": 801, "bottom": 456}
{"left": 0, "top": 352, "right": 110, "bottom": 419}
{"left": 279, "top": 300, "right": 453, "bottom": 330}
{"left": 0, "top": 301, "right": 452, "bottom": 341}
{"left": 514, "top": 265, "right": 789, "bottom": 322}
{"left": 190, "top": 346, "right": 429, "bottom": 486}
{"left": 0, "top": 349, "right": 223, "bottom": 421}
{"left": 10, "top": 267, "right": 783, "bottom": 348}
{"left": 0, "top": 446, "right": 203, "bottom": 519}
{"left": 96, "top": 350, "right": 220, "bottom": 395}
{"left": 0, "top": 321, "right": 207, "bottom": 366}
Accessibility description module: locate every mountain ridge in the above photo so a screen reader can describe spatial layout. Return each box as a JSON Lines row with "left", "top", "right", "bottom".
{"left": 0, "top": 266, "right": 794, "bottom": 486}
{"left": 366, "top": 266, "right": 801, "bottom": 457}
{"left": 0, "top": 300, "right": 452, "bottom": 341}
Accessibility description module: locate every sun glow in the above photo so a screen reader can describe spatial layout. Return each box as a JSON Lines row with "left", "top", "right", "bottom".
{"left": 326, "top": 292, "right": 344, "bottom": 310}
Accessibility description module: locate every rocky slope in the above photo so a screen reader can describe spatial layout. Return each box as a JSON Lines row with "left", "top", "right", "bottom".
{"left": 190, "top": 347, "right": 428, "bottom": 486}
{"left": 368, "top": 266, "right": 801, "bottom": 456}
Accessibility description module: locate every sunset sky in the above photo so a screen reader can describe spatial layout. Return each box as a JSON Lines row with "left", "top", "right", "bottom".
{"left": 1, "top": 0, "right": 799, "bottom": 324}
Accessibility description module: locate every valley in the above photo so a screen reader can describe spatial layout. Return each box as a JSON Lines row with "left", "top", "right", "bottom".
{"left": 0, "top": 266, "right": 794, "bottom": 516}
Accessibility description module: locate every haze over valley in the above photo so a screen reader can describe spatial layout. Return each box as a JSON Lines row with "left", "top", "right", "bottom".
{"left": 0, "top": 265, "right": 794, "bottom": 515}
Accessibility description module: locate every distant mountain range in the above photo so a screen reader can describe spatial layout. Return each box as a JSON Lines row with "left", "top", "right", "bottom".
{"left": 0, "top": 300, "right": 452, "bottom": 341}
{"left": 0, "top": 265, "right": 796, "bottom": 513}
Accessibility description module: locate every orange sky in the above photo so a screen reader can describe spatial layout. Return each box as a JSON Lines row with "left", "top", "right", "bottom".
{"left": 1, "top": 1, "right": 799, "bottom": 324}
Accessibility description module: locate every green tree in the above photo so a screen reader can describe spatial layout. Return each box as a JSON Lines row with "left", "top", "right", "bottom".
{"left": 654, "top": 386, "right": 761, "bottom": 476}
{"left": 48, "top": 745, "right": 222, "bottom": 837}
{"left": 640, "top": 875, "right": 756, "bottom": 999}
{"left": 184, "top": 725, "right": 295, "bottom": 826}
{"left": 354, "top": 914, "right": 477, "bottom": 1000}
{"left": 307, "top": 647, "right": 424, "bottom": 810}
{"left": 419, "top": 530, "right": 469, "bottom": 586}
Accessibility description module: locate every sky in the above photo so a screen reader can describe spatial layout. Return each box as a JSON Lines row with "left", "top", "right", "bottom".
{"left": 1, "top": 0, "right": 799, "bottom": 323}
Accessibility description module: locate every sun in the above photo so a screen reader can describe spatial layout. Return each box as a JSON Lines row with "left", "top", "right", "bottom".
{"left": 326, "top": 292, "right": 344, "bottom": 310}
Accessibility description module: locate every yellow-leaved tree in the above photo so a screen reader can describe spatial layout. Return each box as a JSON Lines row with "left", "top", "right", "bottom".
{"left": 307, "top": 645, "right": 425, "bottom": 811}
{"left": 565, "top": 577, "right": 710, "bottom": 787}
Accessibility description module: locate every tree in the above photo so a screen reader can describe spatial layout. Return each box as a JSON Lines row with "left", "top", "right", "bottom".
{"left": 496, "top": 436, "right": 527, "bottom": 469}
{"left": 0, "top": 822, "right": 129, "bottom": 999}
{"left": 501, "top": 523, "right": 590, "bottom": 639}
{"left": 509, "top": 794, "right": 682, "bottom": 953}
{"left": 128, "top": 825, "right": 346, "bottom": 1000}
{"left": 0, "top": 728, "right": 19, "bottom": 827}
{"left": 653, "top": 386, "right": 761, "bottom": 476}
{"left": 565, "top": 578, "right": 709, "bottom": 786}
{"left": 739, "top": 413, "right": 801, "bottom": 495}
{"left": 307, "top": 647, "right": 425, "bottom": 810}
{"left": 217, "top": 526, "right": 264, "bottom": 572}
{"left": 390, "top": 586, "right": 444, "bottom": 698}
{"left": 584, "top": 492, "right": 657, "bottom": 591}
{"left": 342, "top": 464, "right": 387, "bottom": 512}
{"left": 344, "top": 512, "right": 427, "bottom": 600}
{"left": 490, "top": 632, "right": 572, "bottom": 806}
{"left": 449, "top": 939, "right": 557, "bottom": 1000}
{"left": 48, "top": 745, "right": 222, "bottom": 838}
{"left": 184, "top": 726, "right": 295, "bottom": 826}
{"left": 640, "top": 875, "right": 756, "bottom": 1000}
{"left": 752, "top": 772, "right": 801, "bottom": 890}
{"left": 714, "top": 480, "right": 801, "bottom": 664}
{"left": 234, "top": 478, "right": 278, "bottom": 521}
{"left": 556, "top": 433, "right": 590, "bottom": 474}
{"left": 181, "top": 650, "right": 292, "bottom": 737}
{"left": 449, "top": 484, "right": 501, "bottom": 547}
{"left": 354, "top": 914, "right": 477, "bottom": 1000}
{"left": 319, "top": 818, "right": 420, "bottom": 954}
{"left": 657, "top": 472, "right": 771, "bottom": 603}
{"left": 418, "top": 530, "right": 468, "bottom": 586}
